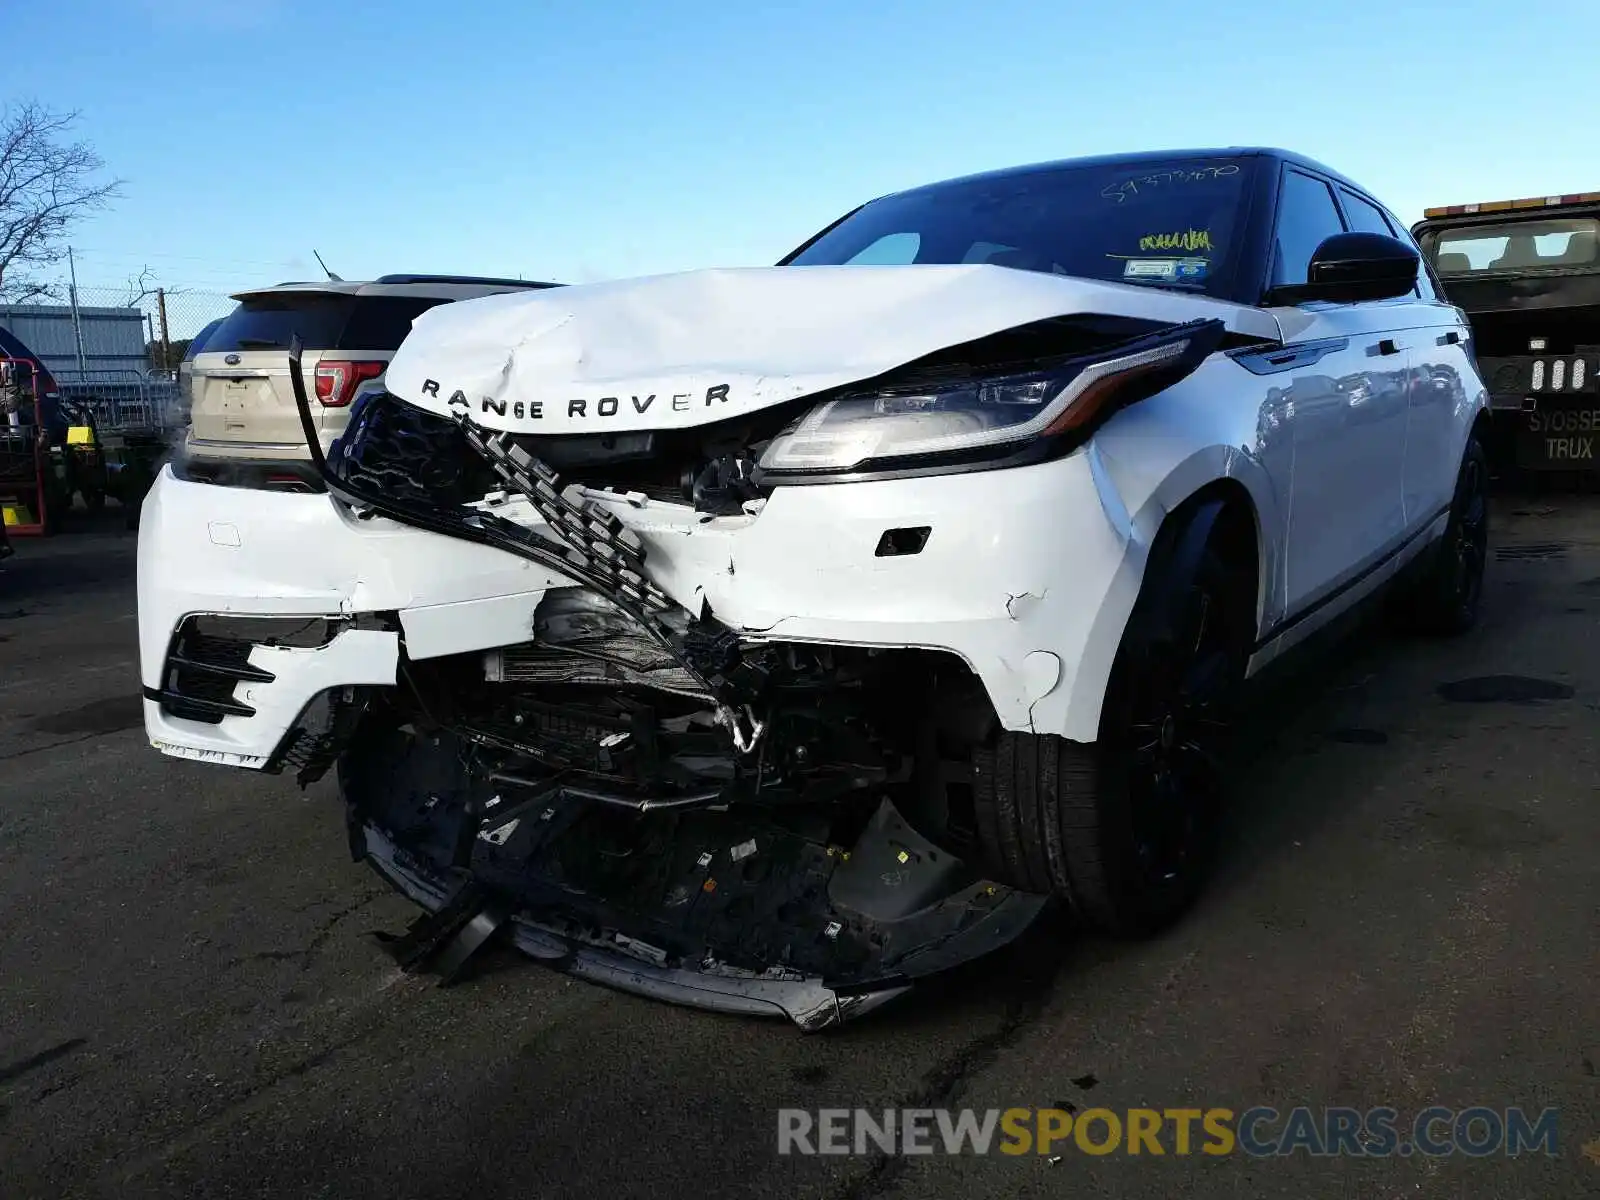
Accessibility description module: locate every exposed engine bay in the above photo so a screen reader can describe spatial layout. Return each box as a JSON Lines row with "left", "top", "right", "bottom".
{"left": 339, "top": 622, "right": 1044, "bottom": 1028}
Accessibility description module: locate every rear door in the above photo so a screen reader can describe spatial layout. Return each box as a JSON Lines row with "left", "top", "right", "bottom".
{"left": 1267, "top": 168, "right": 1411, "bottom": 616}
{"left": 1338, "top": 192, "right": 1471, "bottom": 527}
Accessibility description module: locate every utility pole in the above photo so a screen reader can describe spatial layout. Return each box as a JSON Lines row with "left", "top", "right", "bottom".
{"left": 67, "top": 246, "right": 88, "bottom": 375}
{"left": 156, "top": 287, "right": 171, "bottom": 372}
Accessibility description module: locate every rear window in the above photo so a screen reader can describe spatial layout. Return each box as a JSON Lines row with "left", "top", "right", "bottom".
{"left": 338, "top": 297, "right": 446, "bottom": 348}
{"left": 784, "top": 157, "right": 1256, "bottom": 297}
{"left": 1428, "top": 217, "right": 1600, "bottom": 274}
{"left": 202, "top": 294, "right": 446, "bottom": 353}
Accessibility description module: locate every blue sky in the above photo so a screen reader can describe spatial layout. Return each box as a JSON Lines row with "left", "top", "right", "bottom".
{"left": 7, "top": 0, "right": 1598, "bottom": 302}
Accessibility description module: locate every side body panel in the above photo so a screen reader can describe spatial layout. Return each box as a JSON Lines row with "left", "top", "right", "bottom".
{"left": 1268, "top": 301, "right": 1414, "bottom": 614}
{"left": 1404, "top": 310, "right": 1481, "bottom": 526}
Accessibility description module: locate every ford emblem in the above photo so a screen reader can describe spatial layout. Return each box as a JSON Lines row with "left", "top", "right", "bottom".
{"left": 224, "top": 353, "right": 241, "bottom": 365}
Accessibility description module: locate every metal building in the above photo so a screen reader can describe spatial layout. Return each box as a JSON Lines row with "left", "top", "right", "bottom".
{"left": 0, "top": 301, "right": 181, "bottom": 433}
{"left": 0, "top": 300, "right": 150, "bottom": 379}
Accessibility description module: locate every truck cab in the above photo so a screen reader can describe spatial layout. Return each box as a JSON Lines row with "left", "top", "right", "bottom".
{"left": 1413, "top": 193, "right": 1600, "bottom": 473}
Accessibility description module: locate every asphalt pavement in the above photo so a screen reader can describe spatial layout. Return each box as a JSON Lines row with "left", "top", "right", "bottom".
{"left": 0, "top": 498, "right": 1596, "bottom": 1199}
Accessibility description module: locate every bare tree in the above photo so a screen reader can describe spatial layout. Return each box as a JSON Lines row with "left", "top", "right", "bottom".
{"left": 0, "top": 101, "right": 122, "bottom": 303}
{"left": 123, "top": 264, "right": 157, "bottom": 307}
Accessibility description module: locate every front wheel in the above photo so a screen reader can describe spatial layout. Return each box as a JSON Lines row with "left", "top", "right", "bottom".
{"left": 972, "top": 504, "right": 1254, "bottom": 936}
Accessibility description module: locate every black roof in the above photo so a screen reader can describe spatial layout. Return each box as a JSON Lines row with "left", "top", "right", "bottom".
{"left": 884, "top": 146, "right": 1370, "bottom": 201}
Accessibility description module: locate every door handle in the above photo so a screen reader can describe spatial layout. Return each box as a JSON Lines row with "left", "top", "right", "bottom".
{"left": 1373, "top": 339, "right": 1400, "bottom": 357}
{"left": 1443, "top": 330, "right": 1461, "bottom": 345}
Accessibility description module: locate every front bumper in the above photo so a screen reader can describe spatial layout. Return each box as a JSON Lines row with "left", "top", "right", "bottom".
{"left": 361, "top": 820, "right": 1053, "bottom": 1030}
{"left": 139, "top": 443, "right": 1143, "bottom": 765}
{"left": 362, "top": 824, "right": 904, "bottom": 1028}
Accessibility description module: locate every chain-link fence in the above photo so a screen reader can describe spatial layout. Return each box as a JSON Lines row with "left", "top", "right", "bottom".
{"left": 62, "top": 283, "right": 238, "bottom": 368}
{"left": 0, "top": 283, "right": 238, "bottom": 436}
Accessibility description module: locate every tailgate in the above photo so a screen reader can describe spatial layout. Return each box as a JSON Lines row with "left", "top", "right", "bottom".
{"left": 189, "top": 351, "right": 335, "bottom": 450}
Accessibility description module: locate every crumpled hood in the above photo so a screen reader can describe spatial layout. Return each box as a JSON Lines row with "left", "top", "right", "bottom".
{"left": 384, "top": 264, "right": 1279, "bottom": 434}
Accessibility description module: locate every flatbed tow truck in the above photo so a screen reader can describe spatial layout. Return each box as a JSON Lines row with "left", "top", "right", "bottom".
{"left": 1412, "top": 191, "right": 1600, "bottom": 478}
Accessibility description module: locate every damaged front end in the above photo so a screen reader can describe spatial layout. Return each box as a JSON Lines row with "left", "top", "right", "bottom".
{"left": 150, "top": 269, "right": 1243, "bottom": 1028}
{"left": 285, "top": 348, "right": 1064, "bottom": 1028}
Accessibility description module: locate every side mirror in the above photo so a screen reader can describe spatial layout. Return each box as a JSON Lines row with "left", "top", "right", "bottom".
{"left": 1271, "top": 232, "right": 1419, "bottom": 305}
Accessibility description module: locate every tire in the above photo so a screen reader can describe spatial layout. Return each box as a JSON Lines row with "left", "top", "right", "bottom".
{"left": 972, "top": 503, "right": 1254, "bottom": 936}
{"left": 1402, "top": 434, "right": 1488, "bottom": 637}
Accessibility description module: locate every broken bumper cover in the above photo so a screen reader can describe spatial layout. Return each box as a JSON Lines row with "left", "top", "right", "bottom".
{"left": 138, "top": 443, "right": 1144, "bottom": 762}
{"left": 362, "top": 824, "right": 888, "bottom": 1027}
{"left": 137, "top": 467, "right": 576, "bottom": 766}
{"left": 361, "top": 800, "right": 1048, "bottom": 1030}
{"left": 369, "top": 825, "right": 901, "bottom": 1029}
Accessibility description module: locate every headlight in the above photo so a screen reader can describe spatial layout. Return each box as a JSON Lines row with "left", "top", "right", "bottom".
{"left": 757, "top": 318, "right": 1225, "bottom": 479}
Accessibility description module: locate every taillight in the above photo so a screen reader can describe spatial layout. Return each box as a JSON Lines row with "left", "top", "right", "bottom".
{"left": 313, "top": 360, "right": 385, "bottom": 407}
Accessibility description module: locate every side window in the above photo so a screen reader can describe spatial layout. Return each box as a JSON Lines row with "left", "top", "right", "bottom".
{"left": 1271, "top": 171, "right": 1347, "bottom": 288}
{"left": 1338, "top": 189, "right": 1393, "bottom": 237}
{"left": 1400, "top": 232, "right": 1438, "bottom": 300}
{"left": 1340, "top": 188, "right": 1426, "bottom": 299}
{"left": 1417, "top": 254, "right": 1444, "bottom": 300}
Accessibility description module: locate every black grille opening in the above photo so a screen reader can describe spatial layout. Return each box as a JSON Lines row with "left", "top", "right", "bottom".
{"left": 328, "top": 392, "right": 495, "bottom": 509}
{"left": 154, "top": 615, "right": 345, "bottom": 726}
{"left": 327, "top": 391, "right": 798, "bottom": 515}
{"left": 155, "top": 618, "right": 275, "bottom": 724}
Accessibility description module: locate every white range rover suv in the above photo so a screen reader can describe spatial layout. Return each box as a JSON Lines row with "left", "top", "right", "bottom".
{"left": 138, "top": 148, "right": 1490, "bottom": 1028}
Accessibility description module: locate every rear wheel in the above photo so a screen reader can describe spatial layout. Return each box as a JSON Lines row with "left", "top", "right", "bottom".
{"left": 1402, "top": 434, "right": 1488, "bottom": 636}
{"left": 972, "top": 503, "right": 1253, "bottom": 936}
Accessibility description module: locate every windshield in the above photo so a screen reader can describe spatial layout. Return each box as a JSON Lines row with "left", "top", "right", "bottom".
{"left": 784, "top": 157, "right": 1255, "bottom": 296}
{"left": 1427, "top": 217, "right": 1600, "bottom": 274}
